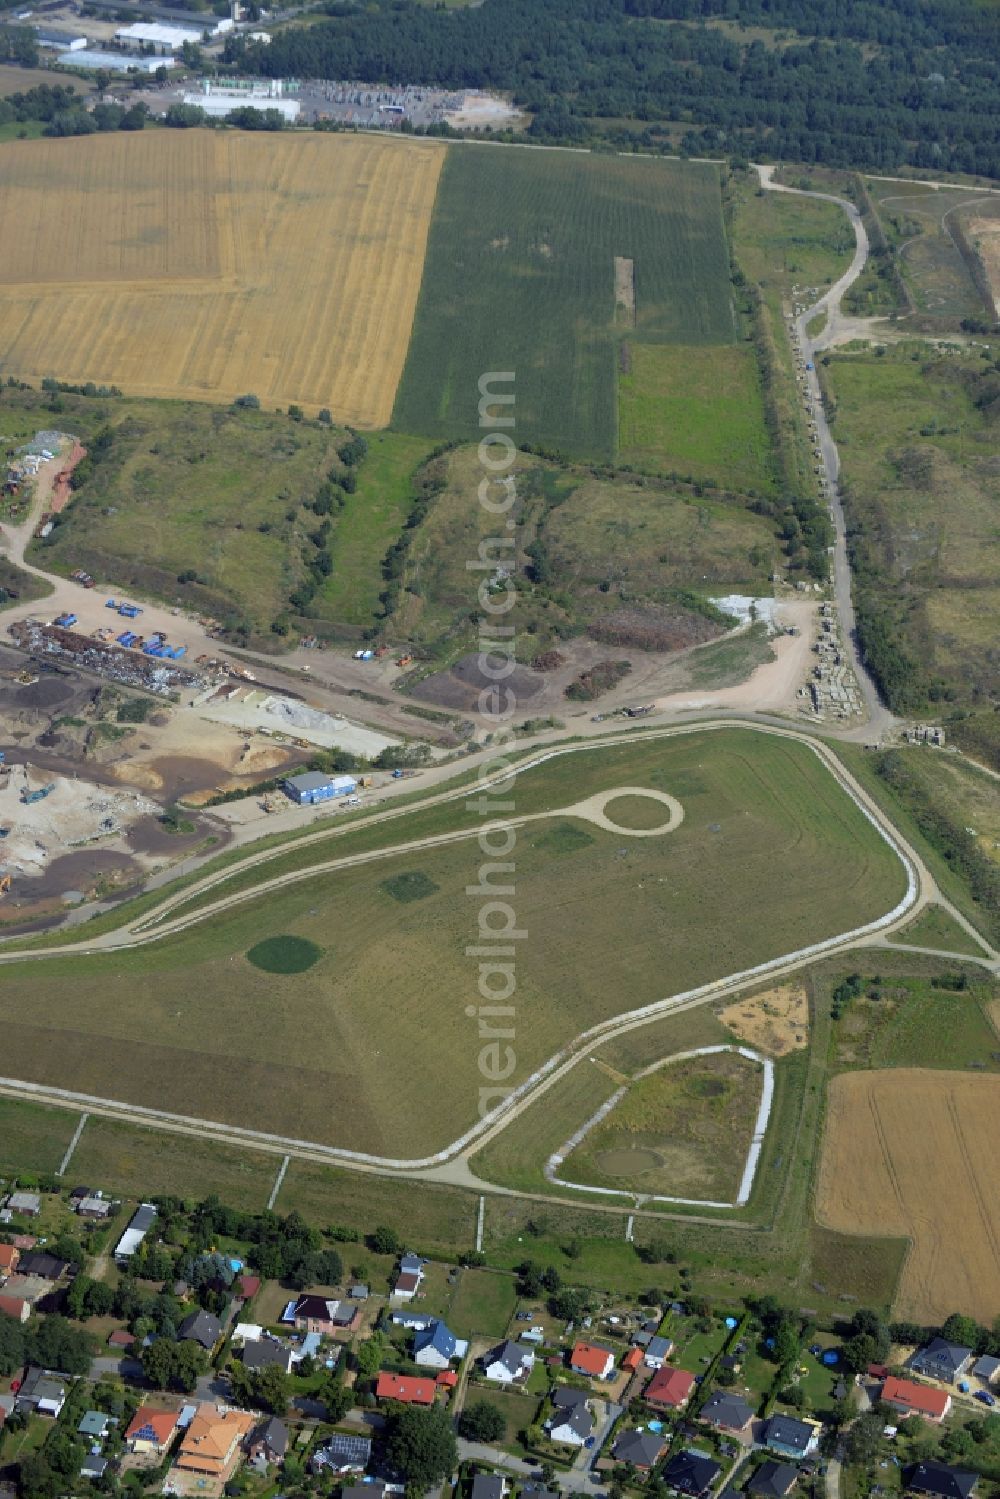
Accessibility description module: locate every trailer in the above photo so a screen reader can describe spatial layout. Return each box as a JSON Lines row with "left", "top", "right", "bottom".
{"left": 118, "top": 603, "right": 142, "bottom": 618}
{"left": 54, "top": 612, "right": 78, "bottom": 628}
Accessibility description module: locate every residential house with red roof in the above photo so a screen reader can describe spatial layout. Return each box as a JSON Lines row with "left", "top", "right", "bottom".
{"left": 570, "top": 1342, "right": 616, "bottom": 1380}
{"left": 376, "top": 1372, "right": 436, "bottom": 1406}
{"left": 882, "top": 1377, "right": 951, "bottom": 1423}
{"left": 646, "top": 1365, "right": 696, "bottom": 1410}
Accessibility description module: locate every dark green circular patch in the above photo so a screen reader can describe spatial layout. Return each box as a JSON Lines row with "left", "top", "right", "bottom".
{"left": 246, "top": 936, "right": 323, "bottom": 974}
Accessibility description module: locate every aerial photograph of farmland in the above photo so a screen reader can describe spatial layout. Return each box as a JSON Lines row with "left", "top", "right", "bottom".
{"left": 0, "top": 0, "right": 998, "bottom": 1495}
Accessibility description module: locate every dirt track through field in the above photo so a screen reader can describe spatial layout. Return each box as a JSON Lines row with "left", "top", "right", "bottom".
{"left": 0, "top": 132, "right": 444, "bottom": 423}
{"left": 817, "top": 1069, "right": 1000, "bottom": 1322}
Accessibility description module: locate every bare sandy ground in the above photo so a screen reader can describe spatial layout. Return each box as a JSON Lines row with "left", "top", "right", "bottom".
{"left": 719, "top": 984, "right": 809, "bottom": 1056}
{"left": 650, "top": 599, "right": 817, "bottom": 716}
{"left": 445, "top": 92, "right": 523, "bottom": 129}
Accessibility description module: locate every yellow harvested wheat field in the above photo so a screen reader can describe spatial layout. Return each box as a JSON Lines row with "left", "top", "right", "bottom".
{"left": 817, "top": 1069, "right": 1000, "bottom": 1323}
{"left": 0, "top": 130, "right": 444, "bottom": 423}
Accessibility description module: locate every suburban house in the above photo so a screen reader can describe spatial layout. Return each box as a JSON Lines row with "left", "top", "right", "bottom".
{"left": 663, "top": 1449, "right": 723, "bottom": 1498}
{"left": 909, "top": 1340, "right": 974, "bottom": 1385}
{"left": 570, "top": 1341, "right": 616, "bottom": 1379}
{"left": 76, "top": 1196, "right": 113, "bottom": 1221}
{"left": 907, "top": 1465, "right": 979, "bottom": 1499}
{"left": 15, "top": 1253, "right": 69, "bottom": 1282}
{"left": 375, "top": 1372, "right": 436, "bottom": 1406}
{"left": 178, "top": 1309, "right": 222, "bottom": 1350}
{"left": 622, "top": 1347, "right": 645, "bottom": 1374}
{"left": 78, "top": 1411, "right": 112, "bottom": 1441}
{"left": 311, "top": 1432, "right": 372, "bottom": 1474}
{"left": 0, "top": 1245, "right": 20, "bottom": 1276}
{"left": 749, "top": 1462, "right": 799, "bottom": 1499}
{"left": 413, "top": 1319, "right": 467, "bottom": 1369}
{"left": 349, "top": 1283, "right": 370, "bottom": 1301}
{"left": 646, "top": 1366, "right": 696, "bottom": 1411}
{"left": 247, "top": 1416, "right": 288, "bottom": 1467}
{"left": 16, "top": 1368, "right": 67, "bottom": 1418}
{"left": 124, "top": 1406, "right": 181, "bottom": 1455}
{"left": 242, "top": 1336, "right": 294, "bottom": 1374}
{"left": 174, "top": 1405, "right": 255, "bottom": 1482}
{"left": 547, "top": 1390, "right": 594, "bottom": 1447}
{"left": 483, "top": 1340, "right": 535, "bottom": 1384}
{"left": 645, "top": 1335, "right": 675, "bottom": 1369}
{"left": 471, "top": 1477, "right": 508, "bottom": 1499}
{"left": 882, "top": 1377, "right": 952, "bottom": 1423}
{"left": 391, "top": 1252, "right": 426, "bottom": 1302}
{"left": 700, "top": 1389, "right": 756, "bottom": 1436}
{"left": 80, "top": 1454, "right": 108, "bottom": 1481}
{"left": 759, "top": 1414, "right": 821, "bottom": 1458}
{"left": 613, "top": 1429, "right": 667, "bottom": 1470}
{"left": 108, "top": 1328, "right": 135, "bottom": 1351}
{"left": 289, "top": 1295, "right": 360, "bottom": 1335}
{"left": 115, "top": 1203, "right": 157, "bottom": 1265}
{"left": 344, "top": 1485, "right": 386, "bottom": 1499}
{"left": 0, "top": 1296, "right": 30, "bottom": 1323}
{"left": 5, "top": 1193, "right": 40, "bottom": 1218}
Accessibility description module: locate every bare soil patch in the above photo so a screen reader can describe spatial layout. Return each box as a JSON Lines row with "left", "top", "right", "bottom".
{"left": 817, "top": 1069, "right": 1000, "bottom": 1322}
{"left": 409, "top": 652, "right": 544, "bottom": 712}
{"left": 615, "top": 255, "right": 636, "bottom": 326}
{"left": 588, "top": 604, "right": 722, "bottom": 653}
{"left": 719, "top": 984, "right": 809, "bottom": 1056}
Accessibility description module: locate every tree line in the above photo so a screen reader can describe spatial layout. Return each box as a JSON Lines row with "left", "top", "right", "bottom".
{"left": 222, "top": 0, "right": 1000, "bottom": 176}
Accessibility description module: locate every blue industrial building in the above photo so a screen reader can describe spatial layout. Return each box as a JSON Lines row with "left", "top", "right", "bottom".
{"left": 283, "top": 772, "right": 357, "bottom": 805}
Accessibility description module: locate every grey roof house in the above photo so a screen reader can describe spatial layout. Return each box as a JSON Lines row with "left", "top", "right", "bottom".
{"left": 909, "top": 1340, "right": 974, "bottom": 1385}
{"left": 613, "top": 1429, "right": 667, "bottom": 1469}
{"left": 177, "top": 1309, "right": 222, "bottom": 1350}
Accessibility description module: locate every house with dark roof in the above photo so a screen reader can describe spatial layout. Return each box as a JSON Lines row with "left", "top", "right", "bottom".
{"left": 647, "top": 1366, "right": 696, "bottom": 1411}
{"left": 413, "top": 1319, "right": 467, "bottom": 1369}
{"left": 242, "top": 1336, "right": 293, "bottom": 1374}
{"left": 290, "top": 1295, "right": 359, "bottom": 1335}
{"left": 749, "top": 1462, "right": 799, "bottom": 1499}
{"left": 664, "top": 1449, "right": 722, "bottom": 1498}
{"left": 311, "top": 1432, "right": 371, "bottom": 1475}
{"left": 343, "top": 1484, "right": 386, "bottom": 1499}
{"left": 759, "top": 1415, "right": 820, "bottom": 1459}
{"left": 248, "top": 1416, "right": 288, "bottom": 1466}
{"left": 909, "top": 1340, "right": 974, "bottom": 1385}
{"left": 700, "top": 1389, "right": 755, "bottom": 1436}
{"left": 177, "top": 1309, "right": 222, "bottom": 1350}
{"left": 547, "top": 1399, "right": 594, "bottom": 1447}
{"left": 907, "top": 1465, "right": 978, "bottom": 1499}
{"left": 14, "top": 1254, "right": 68, "bottom": 1282}
{"left": 16, "top": 1368, "right": 67, "bottom": 1418}
{"left": 613, "top": 1429, "right": 667, "bottom": 1470}
{"left": 972, "top": 1355, "right": 1000, "bottom": 1387}
{"left": 471, "top": 1476, "right": 508, "bottom": 1499}
{"left": 483, "top": 1340, "right": 534, "bottom": 1384}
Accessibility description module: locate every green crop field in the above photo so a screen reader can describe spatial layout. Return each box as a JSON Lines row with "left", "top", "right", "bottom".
{"left": 393, "top": 148, "right": 735, "bottom": 457}
{"left": 619, "top": 343, "right": 774, "bottom": 490}
{"left": 0, "top": 729, "right": 906, "bottom": 1158}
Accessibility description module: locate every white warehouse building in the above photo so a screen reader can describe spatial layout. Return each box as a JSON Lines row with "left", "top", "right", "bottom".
{"left": 115, "top": 17, "right": 232, "bottom": 52}
{"left": 66, "top": 49, "right": 176, "bottom": 73}
{"left": 184, "top": 88, "right": 300, "bottom": 121}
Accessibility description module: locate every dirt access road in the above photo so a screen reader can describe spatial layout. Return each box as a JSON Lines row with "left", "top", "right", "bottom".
{"left": 756, "top": 167, "right": 893, "bottom": 739}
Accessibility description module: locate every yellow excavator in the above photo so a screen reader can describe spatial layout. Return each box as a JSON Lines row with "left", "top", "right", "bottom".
{"left": 0, "top": 874, "right": 12, "bottom": 898}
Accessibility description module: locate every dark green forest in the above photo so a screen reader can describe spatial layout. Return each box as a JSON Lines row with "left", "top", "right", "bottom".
{"left": 223, "top": 0, "right": 1000, "bottom": 176}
